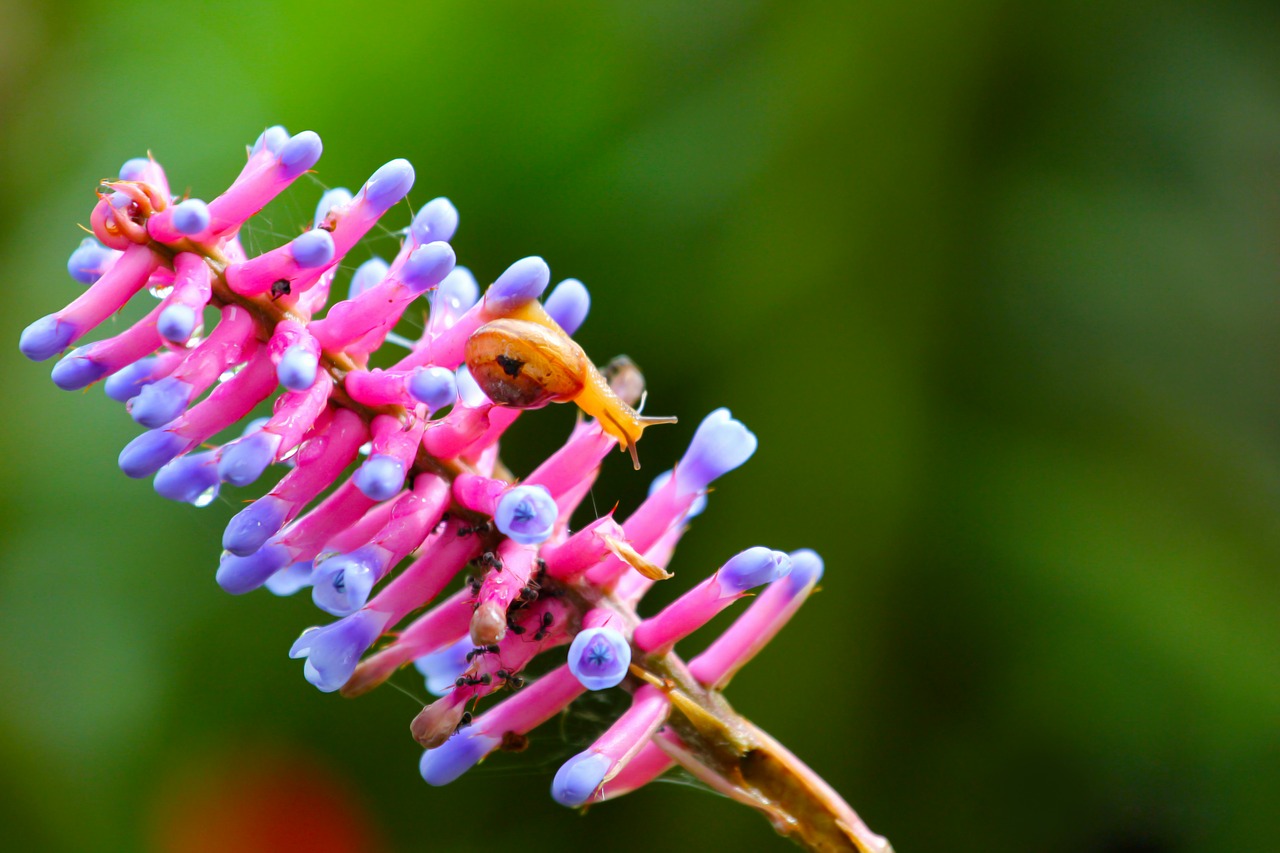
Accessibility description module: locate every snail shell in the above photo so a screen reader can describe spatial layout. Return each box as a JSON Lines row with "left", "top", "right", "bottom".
{"left": 465, "top": 318, "right": 587, "bottom": 408}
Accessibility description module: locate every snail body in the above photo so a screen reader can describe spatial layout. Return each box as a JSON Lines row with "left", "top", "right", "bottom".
{"left": 464, "top": 306, "right": 675, "bottom": 469}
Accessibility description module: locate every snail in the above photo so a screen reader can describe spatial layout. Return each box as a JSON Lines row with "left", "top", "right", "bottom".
{"left": 464, "top": 309, "right": 675, "bottom": 469}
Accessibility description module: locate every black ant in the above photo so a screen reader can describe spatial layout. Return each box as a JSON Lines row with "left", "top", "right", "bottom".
{"left": 465, "top": 574, "right": 482, "bottom": 596}
{"left": 454, "top": 673, "right": 492, "bottom": 688}
{"left": 454, "top": 712, "right": 473, "bottom": 732}
{"left": 269, "top": 279, "right": 291, "bottom": 299}
{"left": 532, "top": 611, "right": 555, "bottom": 642}
{"left": 465, "top": 644, "right": 501, "bottom": 662}
{"left": 496, "top": 669, "right": 525, "bottom": 690}
{"left": 478, "top": 551, "right": 503, "bottom": 572}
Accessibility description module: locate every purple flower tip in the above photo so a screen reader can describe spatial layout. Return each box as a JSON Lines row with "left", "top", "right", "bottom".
{"left": 495, "top": 485, "right": 558, "bottom": 545}
{"left": 172, "top": 199, "right": 210, "bottom": 235}
{"left": 216, "top": 542, "right": 291, "bottom": 595}
{"left": 420, "top": 730, "right": 499, "bottom": 786}
{"left": 154, "top": 451, "right": 220, "bottom": 506}
{"left": 277, "top": 345, "right": 319, "bottom": 391}
{"left": 543, "top": 278, "right": 590, "bottom": 335}
{"left": 648, "top": 469, "right": 707, "bottom": 518}
{"left": 67, "top": 238, "right": 117, "bottom": 285}
{"left": 410, "top": 197, "right": 459, "bottom": 245}
{"left": 222, "top": 495, "right": 290, "bottom": 556}
{"left": 264, "top": 561, "right": 314, "bottom": 597}
{"left": 408, "top": 366, "right": 457, "bottom": 413}
{"left": 289, "top": 610, "right": 389, "bottom": 693}
{"left": 104, "top": 356, "right": 158, "bottom": 403}
{"left": 414, "top": 636, "right": 473, "bottom": 696}
{"left": 567, "top": 627, "right": 631, "bottom": 691}
{"left": 401, "top": 242, "right": 456, "bottom": 295}
{"left": 289, "top": 228, "right": 335, "bottom": 268}
{"left": 118, "top": 429, "right": 186, "bottom": 478}
{"left": 119, "top": 157, "right": 154, "bottom": 181}
{"left": 157, "top": 304, "right": 197, "bottom": 343}
{"left": 486, "top": 256, "right": 550, "bottom": 310}
{"left": 50, "top": 348, "right": 106, "bottom": 391}
{"left": 435, "top": 267, "right": 479, "bottom": 312}
{"left": 717, "top": 547, "right": 792, "bottom": 595}
{"left": 218, "top": 429, "right": 282, "bottom": 487}
{"left": 674, "top": 408, "right": 757, "bottom": 495}
{"left": 362, "top": 158, "right": 415, "bottom": 214}
{"left": 128, "top": 376, "right": 192, "bottom": 428}
{"left": 348, "top": 256, "right": 389, "bottom": 300}
{"left": 785, "top": 548, "right": 824, "bottom": 592}
{"left": 19, "top": 314, "right": 75, "bottom": 362}
{"left": 354, "top": 454, "right": 405, "bottom": 501}
{"left": 311, "top": 546, "right": 381, "bottom": 616}
{"left": 551, "top": 751, "right": 611, "bottom": 807}
{"left": 278, "top": 130, "right": 323, "bottom": 179}
{"left": 315, "top": 187, "right": 353, "bottom": 226}
{"left": 251, "top": 126, "right": 289, "bottom": 156}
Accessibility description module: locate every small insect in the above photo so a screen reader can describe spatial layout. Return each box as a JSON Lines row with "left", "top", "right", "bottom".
{"left": 465, "top": 644, "right": 501, "bottom": 662}
{"left": 464, "top": 306, "right": 676, "bottom": 469}
{"left": 454, "top": 711, "right": 473, "bottom": 732}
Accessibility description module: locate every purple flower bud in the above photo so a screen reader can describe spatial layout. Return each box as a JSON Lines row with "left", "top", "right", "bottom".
{"left": 288, "top": 229, "right": 335, "bottom": 268}
{"left": 544, "top": 278, "right": 590, "bottom": 335}
{"left": 251, "top": 126, "right": 289, "bottom": 156}
{"left": 408, "top": 366, "right": 457, "bottom": 412}
{"left": 348, "top": 257, "right": 389, "bottom": 300}
{"left": 104, "top": 356, "right": 159, "bottom": 402}
{"left": 485, "top": 256, "right": 550, "bottom": 311}
{"left": 414, "top": 636, "right": 473, "bottom": 696}
{"left": 410, "top": 197, "right": 459, "bottom": 245}
{"left": 315, "top": 187, "right": 353, "bottom": 226}
{"left": 157, "top": 304, "right": 197, "bottom": 343}
{"left": 67, "top": 238, "right": 117, "bottom": 285}
{"left": 264, "top": 560, "right": 314, "bottom": 597}
{"left": 674, "top": 408, "right": 757, "bottom": 495}
{"left": 277, "top": 345, "right": 319, "bottom": 391}
{"left": 171, "top": 199, "right": 210, "bottom": 235}
{"left": 420, "top": 730, "right": 499, "bottom": 786}
{"left": 216, "top": 542, "right": 291, "bottom": 594}
{"left": 551, "top": 752, "right": 611, "bottom": 807}
{"left": 362, "top": 158, "right": 415, "bottom": 214}
{"left": 353, "top": 454, "right": 405, "bottom": 501}
{"left": 19, "top": 314, "right": 75, "bottom": 361}
{"left": 311, "top": 546, "right": 381, "bottom": 616}
{"left": 119, "top": 157, "right": 154, "bottom": 181}
{"left": 717, "top": 547, "right": 792, "bottom": 595}
{"left": 567, "top": 627, "right": 631, "bottom": 691}
{"left": 128, "top": 376, "right": 192, "bottom": 428}
{"left": 154, "top": 450, "right": 220, "bottom": 506}
{"left": 50, "top": 348, "right": 106, "bottom": 390}
{"left": 217, "top": 429, "right": 282, "bottom": 487}
{"left": 454, "top": 365, "right": 490, "bottom": 407}
{"left": 784, "top": 548, "right": 824, "bottom": 592}
{"left": 494, "top": 485, "right": 558, "bottom": 545}
{"left": 278, "top": 130, "right": 323, "bottom": 179}
{"left": 118, "top": 429, "right": 186, "bottom": 478}
{"left": 289, "top": 610, "right": 390, "bottom": 693}
{"left": 401, "top": 242, "right": 456, "bottom": 294}
{"left": 433, "top": 267, "right": 479, "bottom": 316}
{"left": 649, "top": 469, "right": 707, "bottom": 518}
{"left": 222, "top": 495, "right": 290, "bottom": 556}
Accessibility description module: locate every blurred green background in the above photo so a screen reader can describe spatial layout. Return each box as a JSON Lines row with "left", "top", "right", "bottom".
{"left": 2, "top": 1, "right": 1278, "bottom": 851}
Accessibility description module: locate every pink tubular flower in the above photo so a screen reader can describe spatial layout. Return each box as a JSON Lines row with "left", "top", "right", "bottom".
{"left": 19, "top": 129, "right": 894, "bottom": 853}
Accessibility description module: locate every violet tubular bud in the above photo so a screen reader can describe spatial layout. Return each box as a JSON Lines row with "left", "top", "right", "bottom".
{"left": 543, "top": 278, "right": 590, "bottom": 334}
{"left": 289, "top": 609, "right": 391, "bottom": 693}
{"left": 493, "top": 484, "right": 558, "bottom": 545}
{"left": 67, "top": 238, "right": 119, "bottom": 285}
{"left": 567, "top": 613, "right": 632, "bottom": 691}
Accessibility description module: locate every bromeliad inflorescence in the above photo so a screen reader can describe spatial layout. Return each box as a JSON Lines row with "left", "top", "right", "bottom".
{"left": 18, "top": 127, "right": 893, "bottom": 853}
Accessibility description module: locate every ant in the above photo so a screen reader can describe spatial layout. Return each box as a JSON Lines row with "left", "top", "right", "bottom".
{"left": 454, "top": 712, "right": 473, "bottom": 732}
{"left": 454, "top": 673, "right": 492, "bottom": 688}
{"left": 465, "top": 574, "right": 482, "bottom": 596}
{"left": 478, "top": 551, "right": 503, "bottom": 572}
{"left": 495, "top": 669, "right": 526, "bottom": 690}
{"left": 532, "top": 610, "right": 555, "bottom": 642}
{"left": 465, "top": 644, "right": 501, "bottom": 662}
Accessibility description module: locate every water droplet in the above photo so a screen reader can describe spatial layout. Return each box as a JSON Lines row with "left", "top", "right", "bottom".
{"left": 192, "top": 485, "right": 219, "bottom": 508}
